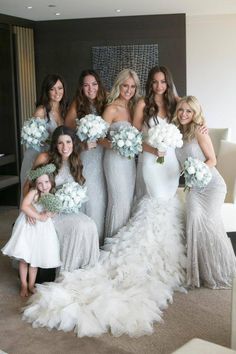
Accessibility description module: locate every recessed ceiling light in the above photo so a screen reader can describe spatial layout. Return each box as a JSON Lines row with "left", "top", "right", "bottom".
{"left": 115, "top": 9, "right": 121, "bottom": 13}
{"left": 26, "top": 6, "right": 33, "bottom": 9}
{"left": 55, "top": 12, "right": 61, "bottom": 16}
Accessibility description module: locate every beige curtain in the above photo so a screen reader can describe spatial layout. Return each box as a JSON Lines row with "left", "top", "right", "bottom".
{"left": 13, "top": 26, "right": 36, "bottom": 126}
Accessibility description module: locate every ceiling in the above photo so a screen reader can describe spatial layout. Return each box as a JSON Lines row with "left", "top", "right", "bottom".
{"left": 0, "top": 0, "right": 236, "bottom": 21}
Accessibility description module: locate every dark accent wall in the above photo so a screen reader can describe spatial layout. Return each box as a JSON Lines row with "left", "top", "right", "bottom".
{"left": 34, "top": 14, "right": 186, "bottom": 101}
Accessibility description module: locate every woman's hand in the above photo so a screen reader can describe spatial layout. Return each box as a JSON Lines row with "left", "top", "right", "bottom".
{"left": 87, "top": 141, "right": 97, "bottom": 150}
{"left": 98, "top": 138, "right": 112, "bottom": 149}
{"left": 152, "top": 149, "right": 166, "bottom": 157}
{"left": 198, "top": 124, "right": 208, "bottom": 134}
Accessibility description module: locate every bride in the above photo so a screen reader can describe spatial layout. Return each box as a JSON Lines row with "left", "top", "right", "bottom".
{"left": 22, "top": 67, "right": 186, "bottom": 337}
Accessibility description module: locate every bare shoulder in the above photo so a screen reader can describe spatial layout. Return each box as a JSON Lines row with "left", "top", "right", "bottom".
{"left": 34, "top": 105, "right": 46, "bottom": 118}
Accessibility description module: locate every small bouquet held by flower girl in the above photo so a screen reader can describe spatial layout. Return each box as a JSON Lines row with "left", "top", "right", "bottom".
{"left": 146, "top": 121, "right": 183, "bottom": 163}
{"left": 21, "top": 117, "right": 49, "bottom": 151}
{"left": 39, "top": 193, "right": 62, "bottom": 213}
{"left": 54, "top": 182, "right": 88, "bottom": 214}
{"left": 110, "top": 125, "right": 143, "bottom": 159}
{"left": 76, "top": 114, "right": 109, "bottom": 142}
{"left": 183, "top": 157, "right": 212, "bottom": 191}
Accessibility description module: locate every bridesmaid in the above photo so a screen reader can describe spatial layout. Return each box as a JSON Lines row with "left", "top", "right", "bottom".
{"left": 31, "top": 126, "right": 100, "bottom": 272}
{"left": 174, "top": 96, "right": 236, "bottom": 288}
{"left": 133, "top": 65, "right": 179, "bottom": 200}
{"left": 102, "top": 69, "right": 140, "bottom": 238}
{"left": 65, "top": 69, "right": 107, "bottom": 244}
{"left": 20, "top": 74, "right": 67, "bottom": 200}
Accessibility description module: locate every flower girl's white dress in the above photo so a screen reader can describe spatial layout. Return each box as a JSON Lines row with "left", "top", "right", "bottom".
{"left": 2, "top": 203, "right": 61, "bottom": 268}
{"left": 22, "top": 117, "right": 186, "bottom": 337}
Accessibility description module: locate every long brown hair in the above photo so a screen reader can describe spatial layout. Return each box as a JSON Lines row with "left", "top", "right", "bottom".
{"left": 144, "top": 66, "right": 177, "bottom": 125}
{"left": 36, "top": 74, "right": 68, "bottom": 120}
{"left": 49, "top": 126, "right": 85, "bottom": 185}
{"left": 75, "top": 69, "right": 106, "bottom": 118}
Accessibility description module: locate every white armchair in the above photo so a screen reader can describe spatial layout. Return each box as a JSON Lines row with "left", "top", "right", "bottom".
{"left": 217, "top": 140, "right": 236, "bottom": 233}
{"left": 209, "top": 128, "right": 231, "bottom": 156}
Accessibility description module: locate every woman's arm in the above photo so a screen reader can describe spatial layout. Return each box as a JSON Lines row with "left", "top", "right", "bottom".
{"left": 133, "top": 98, "right": 145, "bottom": 131}
{"left": 64, "top": 101, "right": 77, "bottom": 129}
{"left": 21, "top": 190, "right": 49, "bottom": 221}
{"left": 196, "top": 130, "right": 217, "bottom": 167}
{"left": 98, "top": 105, "right": 115, "bottom": 149}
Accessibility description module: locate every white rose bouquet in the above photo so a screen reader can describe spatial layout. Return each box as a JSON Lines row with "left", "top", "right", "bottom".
{"left": 55, "top": 182, "right": 88, "bottom": 214}
{"left": 110, "top": 126, "right": 143, "bottom": 159}
{"left": 76, "top": 114, "right": 109, "bottom": 142}
{"left": 183, "top": 157, "right": 212, "bottom": 191}
{"left": 21, "top": 117, "right": 49, "bottom": 151}
{"left": 146, "top": 121, "right": 183, "bottom": 163}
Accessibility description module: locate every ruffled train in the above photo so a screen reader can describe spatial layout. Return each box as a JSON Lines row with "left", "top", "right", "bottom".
{"left": 23, "top": 196, "right": 187, "bottom": 337}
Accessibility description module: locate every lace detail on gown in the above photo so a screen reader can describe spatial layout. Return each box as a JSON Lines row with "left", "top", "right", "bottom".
{"left": 176, "top": 139, "right": 236, "bottom": 288}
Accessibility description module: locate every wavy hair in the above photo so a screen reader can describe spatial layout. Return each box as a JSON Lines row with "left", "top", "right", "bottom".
{"left": 172, "top": 96, "right": 205, "bottom": 141}
{"left": 144, "top": 66, "right": 177, "bottom": 125}
{"left": 75, "top": 69, "right": 107, "bottom": 119}
{"left": 49, "top": 126, "right": 85, "bottom": 185}
{"left": 107, "top": 69, "right": 140, "bottom": 114}
{"left": 36, "top": 74, "right": 68, "bottom": 120}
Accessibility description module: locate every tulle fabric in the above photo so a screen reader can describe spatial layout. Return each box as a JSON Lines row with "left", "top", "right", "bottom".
{"left": 23, "top": 196, "right": 186, "bottom": 337}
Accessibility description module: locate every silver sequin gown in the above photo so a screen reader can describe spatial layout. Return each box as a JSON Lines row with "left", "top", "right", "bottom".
{"left": 176, "top": 138, "right": 236, "bottom": 288}
{"left": 80, "top": 145, "right": 107, "bottom": 245}
{"left": 20, "top": 114, "right": 57, "bottom": 201}
{"left": 103, "top": 121, "right": 136, "bottom": 238}
{"left": 53, "top": 161, "right": 99, "bottom": 272}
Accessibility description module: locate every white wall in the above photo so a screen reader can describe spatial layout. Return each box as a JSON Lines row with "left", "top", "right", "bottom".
{"left": 186, "top": 14, "right": 236, "bottom": 141}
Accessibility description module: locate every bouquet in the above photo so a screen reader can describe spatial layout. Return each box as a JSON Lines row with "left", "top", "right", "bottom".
{"left": 55, "top": 182, "right": 88, "bottom": 214}
{"left": 21, "top": 117, "right": 49, "bottom": 151}
{"left": 76, "top": 114, "right": 109, "bottom": 142}
{"left": 183, "top": 157, "right": 212, "bottom": 191}
{"left": 146, "top": 121, "right": 183, "bottom": 163}
{"left": 110, "top": 126, "right": 143, "bottom": 159}
{"left": 39, "top": 193, "right": 62, "bottom": 213}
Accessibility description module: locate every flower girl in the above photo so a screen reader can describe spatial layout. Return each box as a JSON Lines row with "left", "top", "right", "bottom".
{"left": 1, "top": 163, "right": 61, "bottom": 297}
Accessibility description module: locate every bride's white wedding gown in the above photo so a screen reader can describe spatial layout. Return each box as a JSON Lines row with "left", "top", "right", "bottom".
{"left": 22, "top": 117, "right": 186, "bottom": 337}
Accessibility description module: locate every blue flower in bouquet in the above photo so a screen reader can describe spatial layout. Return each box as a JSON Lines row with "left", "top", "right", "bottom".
{"left": 110, "top": 126, "right": 143, "bottom": 159}
{"left": 21, "top": 117, "right": 49, "bottom": 151}
{"left": 76, "top": 114, "right": 109, "bottom": 142}
{"left": 55, "top": 182, "right": 88, "bottom": 214}
{"left": 146, "top": 121, "right": 183, "bottom": 164}
{"left": 183, "top": 157, "right": 212, "bottom": 190}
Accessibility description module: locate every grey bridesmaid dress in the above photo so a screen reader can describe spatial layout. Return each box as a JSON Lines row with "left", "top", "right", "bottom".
{"left": 176, "top": 138, "right": 236, "bottom": 288}
{"left": 103, "top": 121, "right": 136, "bottom": 238}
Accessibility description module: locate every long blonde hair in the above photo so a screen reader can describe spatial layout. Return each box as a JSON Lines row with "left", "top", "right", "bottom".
{"left": 107, "top": 69, "right": 140, "bottom": 113}
{"left": 173, "top": 96, "right": 205, "bottom": 141}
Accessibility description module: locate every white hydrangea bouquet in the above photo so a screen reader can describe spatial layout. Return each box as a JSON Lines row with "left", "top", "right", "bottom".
{"left": 146, "top": 121, "right": 183, "bottom": 163}
{"left": 21, "top": 117, "right": 49, "bottom": 151}
{"left": 55, "top": 182, "right": 88, "bottom": 214}
{"left": 183, "top": 157, "right": 212, "bottom": 191}
{"left": 76, "top": 114, "right": 109, "bottom": 142}
{"left": 39, "top": 193, "right": 62, "bottom": 213}
{"left": 110, "top": 126, "right": 143, "bottom": 159}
